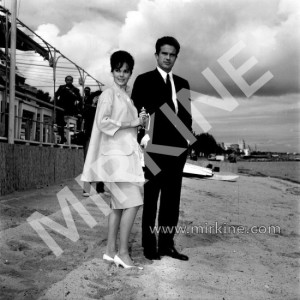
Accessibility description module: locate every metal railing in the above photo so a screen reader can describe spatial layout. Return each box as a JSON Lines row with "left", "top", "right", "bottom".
{"left": 0, "top": 88, "right": 84, "bottom": 148}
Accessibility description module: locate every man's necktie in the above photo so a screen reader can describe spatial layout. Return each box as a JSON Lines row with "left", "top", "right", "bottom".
{"left": 166, "top": 74, "right": 175, "bottom": 111}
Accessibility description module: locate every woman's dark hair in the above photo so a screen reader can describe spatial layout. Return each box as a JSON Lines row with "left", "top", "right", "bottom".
{"left": 155, "top": 36, "right": 180, "bottom": 56}
{"left": 110, "top": 50, "right": 134, "bottom": 74}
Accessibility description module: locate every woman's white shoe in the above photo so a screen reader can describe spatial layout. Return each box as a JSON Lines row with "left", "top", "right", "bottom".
{"left": 114, "top": 255, "right": 143, "bottom": 270}
{"left": 103, "top": 254, "right": 114, "bottom": 263}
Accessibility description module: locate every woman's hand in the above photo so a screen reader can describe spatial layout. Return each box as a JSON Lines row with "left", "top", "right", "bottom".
{"left": 121, "top": 109, "right": 149, "bottom": 128}
{"left": 139, "top": 110, "right": 148, "bottom": 127}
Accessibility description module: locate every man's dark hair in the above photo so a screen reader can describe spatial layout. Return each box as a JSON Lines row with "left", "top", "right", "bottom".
{"left": 84, "top": 86, "right": 91, "bottom": 91}
{"left": 155, "top": 36, "right": 180, "bottom": 56}
{"left": 110, "top": 50, "right": 134, "bottom": 74}
{"left": 65, "top": 75, "right": 73, "bottom": 81}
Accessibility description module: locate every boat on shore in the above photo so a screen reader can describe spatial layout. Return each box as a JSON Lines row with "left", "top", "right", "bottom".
{"left": 183, "top": 162, "right": 239, "bottom": 182}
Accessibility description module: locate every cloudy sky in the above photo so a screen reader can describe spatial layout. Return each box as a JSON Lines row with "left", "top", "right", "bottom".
{"left": 2, "top": 0, "right": 300, "bottom": 152}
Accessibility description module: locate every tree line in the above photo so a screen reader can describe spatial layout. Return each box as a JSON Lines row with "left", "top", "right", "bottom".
{"left": 190, "top": 132, "right": 224, "bottom": 157}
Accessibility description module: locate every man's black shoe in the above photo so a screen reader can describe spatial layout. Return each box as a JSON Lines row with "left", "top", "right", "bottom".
{"left": 143, "top": 251, "right": 161, "bottom": 260}
{"left": 158, "top": 246, "right": 189, "bottom": 261}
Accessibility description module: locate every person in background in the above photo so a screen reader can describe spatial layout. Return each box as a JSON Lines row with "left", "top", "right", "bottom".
{"left": 81, "top": 50, "right": 148, "bottom": 269}
{"left": 82, "top": 86, "right": 104, "bottom": 196}
{"left": 131, "top": 36, "right": 192, "bottom": 261}
{"left": 55, "top": 75, "right": 82, "bottom": 143}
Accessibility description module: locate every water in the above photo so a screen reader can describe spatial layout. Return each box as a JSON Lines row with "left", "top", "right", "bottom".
{"left": 190, "top": 159, "right": 300, "bottom": 183}
{"left": 237, "top": 161, "right": 300, "bottom": 183}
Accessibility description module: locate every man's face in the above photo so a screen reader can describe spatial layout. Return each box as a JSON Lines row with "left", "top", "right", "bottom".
{"left": 155, "top": 44, "right": 177, "bottom": 73}
{"left": 84, "top": 89, "right": 90, "bottom": 95}
{"left": 65, "top": 77, "right": 73, "bottom": 86}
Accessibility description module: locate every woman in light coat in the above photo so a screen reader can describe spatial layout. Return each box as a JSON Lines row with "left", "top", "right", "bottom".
{"left": 82, "top": 51, "right": 147, "bottom": 269}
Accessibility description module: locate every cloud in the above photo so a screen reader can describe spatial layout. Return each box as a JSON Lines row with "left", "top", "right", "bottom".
{"left": 13, "top": 0, "right": 139, "bottom": 33}
{"left": 119, "top": 0, "right": 300, "bottom": 97}
{"left": 192, "top": 94, "right": 300, "bottom": 151}
{"left": 6, "top": 0, "right": 299, "bottom": 97}
{"left": 34, "top": 18, "right": 122, "bottom": 87}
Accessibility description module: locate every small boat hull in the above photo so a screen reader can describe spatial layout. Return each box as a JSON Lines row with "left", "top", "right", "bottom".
{"left": 183, "top": 163, "right": 213, "bottom": 177}
{"left": 183, "top": 163, "right": 239, "bottom": 182}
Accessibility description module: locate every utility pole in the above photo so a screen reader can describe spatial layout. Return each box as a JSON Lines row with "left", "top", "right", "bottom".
{"left": 8, "top": 0, "right": 17, "bottom": 144}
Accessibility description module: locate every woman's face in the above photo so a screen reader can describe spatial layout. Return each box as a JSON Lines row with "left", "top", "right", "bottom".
{"left": 112, "top": 63, "right": 131, "bottom": 88}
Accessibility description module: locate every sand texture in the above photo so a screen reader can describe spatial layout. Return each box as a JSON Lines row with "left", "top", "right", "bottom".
{"left": 0, "top": 172, "right": 299, "bottom": 300}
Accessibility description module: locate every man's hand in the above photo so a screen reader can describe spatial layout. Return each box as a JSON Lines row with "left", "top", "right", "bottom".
{"left": 141, "top": 134, "right": 150, "bottom": 149}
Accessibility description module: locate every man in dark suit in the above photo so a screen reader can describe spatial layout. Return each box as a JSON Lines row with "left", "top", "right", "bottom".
{"left": 82, "top": 86, "right": 102, "bottom": 155}
{"left": 82, "top": 86, "right": 104, "bottom": 195}
{"left": 55, "top": 75, "right": 82, "bottom": 143}
{"left": 131, "top": 36, "right": 192, "bottom": 261}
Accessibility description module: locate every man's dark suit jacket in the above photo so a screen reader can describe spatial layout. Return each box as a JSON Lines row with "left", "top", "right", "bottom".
{"left": 55, "top": 84, "right": 82, "bottom": 116}
{"left": 82, "top": 90, "right": 102, "bottom": 138}
{"left": 131, "top": 68, "right": 192, "bottom": 151}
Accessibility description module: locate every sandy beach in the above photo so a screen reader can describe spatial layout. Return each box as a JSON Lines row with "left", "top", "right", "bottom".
{"left": 0, "top": 164, "right": 299, "bottom": 300}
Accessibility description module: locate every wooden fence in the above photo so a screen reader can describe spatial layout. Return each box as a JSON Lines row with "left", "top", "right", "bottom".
{"left": 0, "top": 143, "right": 84, "bottom": 196}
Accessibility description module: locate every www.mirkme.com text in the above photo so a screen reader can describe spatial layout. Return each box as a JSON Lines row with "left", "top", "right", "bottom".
{"left": 150, "top": 222, "right": 281, "bottom": 235}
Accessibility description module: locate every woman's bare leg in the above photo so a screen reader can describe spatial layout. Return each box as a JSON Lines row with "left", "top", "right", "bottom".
{"left": 118, "top": 206, "right": 140, "bottom": 265}
{"left": 106, "top": 209, "right": 122, "bottom": 258}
